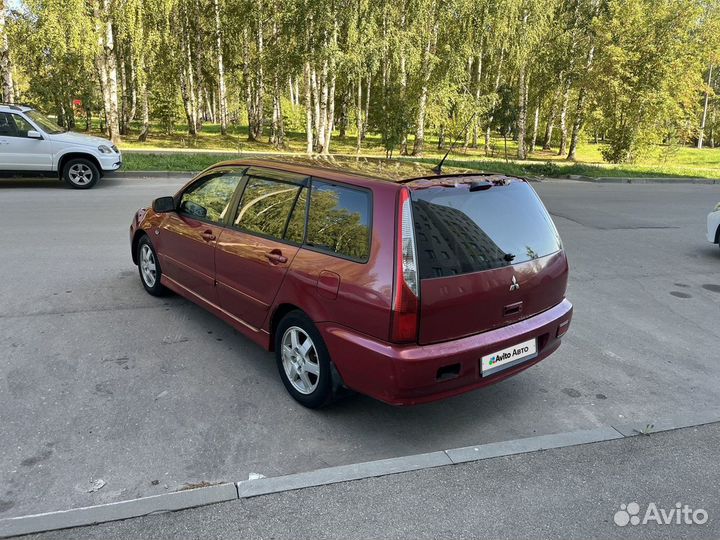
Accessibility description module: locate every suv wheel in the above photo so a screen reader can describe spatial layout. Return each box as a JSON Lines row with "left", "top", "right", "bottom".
{"left": 275, "top": 311, "right": 335, "bottom": 408}
{"left": 63, "top": 158, "right": 100, "bottom": 189}
{"left": 137, "top": 236, "right": 167, "bottom": 296}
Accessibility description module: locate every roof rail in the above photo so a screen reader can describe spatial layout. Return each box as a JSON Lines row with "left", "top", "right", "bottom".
{"left": 0, "top": 102, "right": 30, "bottom": 111}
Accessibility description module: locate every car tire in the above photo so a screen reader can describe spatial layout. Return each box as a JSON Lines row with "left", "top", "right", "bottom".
{"left": 275, "top": 310, "right": 336, "bottom": 408}
{"left": 137, "top": 235, "right": 167, "bottom": 296}
{"left": 62, "top": 158, "right": 100, "bottom": 189}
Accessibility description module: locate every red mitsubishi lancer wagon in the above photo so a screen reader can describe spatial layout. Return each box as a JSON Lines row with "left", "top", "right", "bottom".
{"left": 130, "top": 160, "right": 572, "bottom": 408}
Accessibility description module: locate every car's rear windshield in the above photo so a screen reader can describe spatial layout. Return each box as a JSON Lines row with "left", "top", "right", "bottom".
{"left": 410, "top": 178, "right": 561, "bottom": 280}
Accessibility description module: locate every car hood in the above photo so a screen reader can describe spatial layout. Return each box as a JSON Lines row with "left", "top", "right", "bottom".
{"left": 50, "top": 131, "right": 114, "bottom": 148}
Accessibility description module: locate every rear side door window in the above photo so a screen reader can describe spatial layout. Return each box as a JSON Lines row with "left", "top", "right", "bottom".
{"left": 306, "top": 180, "right": 371, "bottom": 262}
{"left": 178, "top": 171, "right": 244, "bottom": 224}
{"left": 0, "top": 113, "right": 18, "bottom": 136}
{"left": 233, "top": 176, "right": 306, "bottom": 242}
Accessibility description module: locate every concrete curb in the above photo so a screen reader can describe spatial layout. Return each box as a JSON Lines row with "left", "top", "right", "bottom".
{"left": 0, "top": 483, "right": 237, "bottom": 538}
{"left": 237, "top": 451, "right": 452, "bottom": 498}
{"left": 611, "top": 408, "right": 720, "bottom": 437}
{"left": 561, "top": 175, "right": 720, "bottom": 184}
{"left": 444, "top": 426, "right": 623, "bottom": 464}
{"left": 113, "top": 171, "right": 197, "bottom": 178}
{"left": 3, "top": 415, "right": 720, "bottom": 538}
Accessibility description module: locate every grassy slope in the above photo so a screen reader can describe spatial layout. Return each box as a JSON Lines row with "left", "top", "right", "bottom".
{"left": 100, "top": 120, "right": 720, "bottom": 178}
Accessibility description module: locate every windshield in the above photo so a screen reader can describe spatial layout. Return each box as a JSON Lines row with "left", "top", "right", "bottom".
{"left": 25, "top": 110, "right": 66, "bottom": 135}
{"left": 411, "top": 179, "right": 562, "bottom": 280}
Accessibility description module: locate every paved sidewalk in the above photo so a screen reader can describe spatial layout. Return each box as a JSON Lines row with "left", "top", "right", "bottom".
{"left": 26, "top": 423, "right": 720, "bottom": 540}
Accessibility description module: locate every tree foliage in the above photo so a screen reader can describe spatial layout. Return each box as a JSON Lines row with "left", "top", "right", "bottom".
{"left": 1, "top": 0, "right": 719, "bottom": 160}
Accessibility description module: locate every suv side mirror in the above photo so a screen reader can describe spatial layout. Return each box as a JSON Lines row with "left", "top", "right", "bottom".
{"left": 152, "top": 196, "right": 176, "bottom": 213}
{"left": 27, "top": 130, "right": 43, "bottom": 139}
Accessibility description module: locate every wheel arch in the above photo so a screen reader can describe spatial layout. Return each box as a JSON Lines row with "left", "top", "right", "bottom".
{"left": 715, "top": 224, "right": 720, "bottom": 245}
{"left": 131, "top": 229, "right": 148, "bottom": 265}
{"left": 57, "top": 152, "right": 103, "bottom": 177}
{"left": 268, "top": 303, "right": 304, "bottom": 352}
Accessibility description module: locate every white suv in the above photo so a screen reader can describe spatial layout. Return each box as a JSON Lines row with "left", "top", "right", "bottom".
{"left": 0, "top": 103, "right": 122, "bottom": 189}
{"left": 708, "top": 202, "right": 720, "bottom": 249}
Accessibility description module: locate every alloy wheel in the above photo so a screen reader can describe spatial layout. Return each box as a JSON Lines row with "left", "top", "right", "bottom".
{"left": 281, "top": 326, "right": 321, "bottom": 394}
{"left": 140, "top": 244, "right": 157, "bottom": 287}
{"left": 68, "top": 163, "right": 94, "bottom": 185}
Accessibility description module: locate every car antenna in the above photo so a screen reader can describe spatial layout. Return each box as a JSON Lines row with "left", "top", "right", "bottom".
{"left": 432, "top": 111, "right": 478, "bottom": 175}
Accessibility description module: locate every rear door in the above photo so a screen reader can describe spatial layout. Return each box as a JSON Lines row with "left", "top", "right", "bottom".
{"left": 158, "top": 168, "right": 244, "bottom": 304}
{"left": 410, "top": 178, "right": 568, "bottom": 345}
{"left": 214, "top": 168, "right": 308, "bottom": 330}
{"left": 0, "top": 112, "right": 53, "bottom": 171}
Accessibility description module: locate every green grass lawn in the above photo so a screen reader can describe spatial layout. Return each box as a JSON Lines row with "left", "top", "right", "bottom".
{"left": 95, "top": 118, "right": 720, "bottom": 178}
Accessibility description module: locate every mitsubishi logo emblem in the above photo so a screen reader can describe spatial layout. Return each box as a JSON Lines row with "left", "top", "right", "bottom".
{"left": 509, "top": 276, "right": 520, "bottom": 291}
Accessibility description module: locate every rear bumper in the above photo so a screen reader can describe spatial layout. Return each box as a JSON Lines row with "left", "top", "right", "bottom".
{"left": 318, "top": 299, "right": 573, "bottom": 406}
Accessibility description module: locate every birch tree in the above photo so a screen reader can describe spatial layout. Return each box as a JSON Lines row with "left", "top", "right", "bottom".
{"left": 0, "top": 0, "right": 15, "bottom": 103}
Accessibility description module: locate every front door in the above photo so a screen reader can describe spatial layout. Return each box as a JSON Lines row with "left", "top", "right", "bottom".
{"left": 157, "top": 169, "right": 244, "bottom": 304}
{"left": 215, "top": 169, "right": 308, "bottom": 329}
{"left": 0, "top": 112, "right": 53, "bottom": 171}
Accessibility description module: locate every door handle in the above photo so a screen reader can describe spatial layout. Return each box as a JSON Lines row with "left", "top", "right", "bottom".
{"left": 201, "top": 230, "right": 216, "bottom": 242}
{"left": 265, "top": 249, "right": 288, "bottom": 264}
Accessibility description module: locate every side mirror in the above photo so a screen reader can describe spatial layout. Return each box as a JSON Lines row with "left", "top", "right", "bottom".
{"left": 27, "top": 130, "right": 43, "bottom": 140}
{"left": 152, "top": 196, "right": 176, "bottom": 213}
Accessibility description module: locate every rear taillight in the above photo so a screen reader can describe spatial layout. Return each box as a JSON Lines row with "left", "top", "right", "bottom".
{"left": 391, "top": 189, "right": 419, "bottom": 342}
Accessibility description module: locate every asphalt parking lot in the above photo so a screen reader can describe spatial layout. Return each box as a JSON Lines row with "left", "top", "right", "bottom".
{"left": 1, "top": 175, "right": 719, "bottom": 518}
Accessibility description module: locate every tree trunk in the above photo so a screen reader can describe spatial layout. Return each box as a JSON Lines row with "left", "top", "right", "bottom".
{"left": 362, "top": 73, "right": 370, "bottom": 141}
{"left": 93, "top": 0, "right": 120, "bottom": 143}
{"left": 543, "top": 91, "right": 559, "bottom": 150}
{"left": 698, "top": 64, "right": 713, "bottom": 149}
{"left": 485, "top": 47, "right": 504, "bottom": 155}
{"left": 412, "top": 20, "right": 437, "bottom": 156}
{"left": 399, "top": 10, "right": 408, "bottom": 155}
{"left": 517, "top": 63, "right": 528, "bottom": 160}
{"left": 530, "top": 104, "right": 539, "bottom": 153}
{"left": 321, "top": 22, "right": 337, "bottom": 155}
{"left": 119, "top": 45, "right": 129, "bottom": 136}
{"left": 271, "top": 80, "right": 284, "bottom": 147}
{"left": 0, "top": 0, "right": 15, "bottom": 103}
{"left": 181, "top": 16, "right": 198, "bottom": 136}
{"left": 567, "top": 89, "right": 586, "bottom": 161}
{"left": 304, "top": 61, "right": 313, "bottom": 154}
{"left": 356, "top": 76, "right": 363, "bottom": 152}
{"left": 242, "top": 28, "right": 254, "bottom": 140}
{"left": 213, "top": 0, "right": 228, "bottom": 135}
{"left": 557, "top": 80, "right": 571, "bottom": 156}
{"left": 567, "top": 41, "right": 596, "bottom": 160}
{"left": 472, "top": 51, "right": 482, "bottom": 148}
{"left": 338, "top": 87, "right": 348, "bottom": 139}
{"left": 316, "top": 63, "right": 327, "bottom": 152}
{"left": 138, "top": 80, "right": 150, "bottom": 142}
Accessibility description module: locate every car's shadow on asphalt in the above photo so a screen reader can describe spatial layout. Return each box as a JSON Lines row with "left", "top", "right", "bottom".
{"left": 0, "top": 177, "right": 66, "bottom": 189}
{"left": 0, "top": 176, "right": 122, "bottom": 189}
{"left": 160, "top": 291, "right": 534, "bottom": 447}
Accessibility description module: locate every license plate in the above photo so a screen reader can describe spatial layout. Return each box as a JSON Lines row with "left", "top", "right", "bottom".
{"left": 481, "top": 338, "right": 538, "bottom": 376}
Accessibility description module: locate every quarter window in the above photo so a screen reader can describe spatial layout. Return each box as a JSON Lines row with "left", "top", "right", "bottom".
{"left": 306, "top": 181, "right": 371, "bottom": 261}
{"left": 179, "top": 171, "right": 243, "bottom": 224}
{"left": 234, "top": 176, "right": 305, "bottom": 241}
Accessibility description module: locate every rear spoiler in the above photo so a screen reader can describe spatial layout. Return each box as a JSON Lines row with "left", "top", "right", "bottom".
{"left": 396, "top": 172, "right": 530, "bottom": 185}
